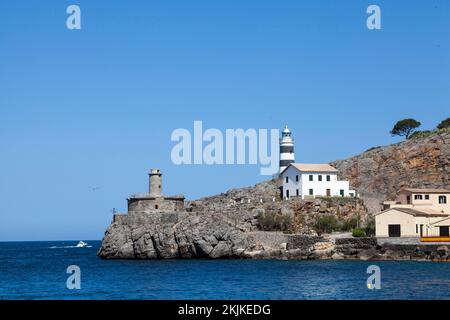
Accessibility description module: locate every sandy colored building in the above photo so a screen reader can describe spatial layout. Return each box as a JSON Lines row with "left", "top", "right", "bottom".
{"left": 375, "top": 188, "right": 450, "bottom": 238}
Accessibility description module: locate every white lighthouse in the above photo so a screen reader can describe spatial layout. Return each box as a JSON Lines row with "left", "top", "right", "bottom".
{"left": 279, "top": 125, "right": 295, "bottom": 173}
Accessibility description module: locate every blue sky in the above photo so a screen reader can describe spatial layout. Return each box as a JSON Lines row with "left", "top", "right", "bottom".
{"left": 0, "top": 1, "right": 449, "bottom": 240}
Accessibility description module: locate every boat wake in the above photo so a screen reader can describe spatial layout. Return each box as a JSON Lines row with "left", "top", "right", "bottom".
{"left": 50, "top": 241, "right": 92, "bottom": 249}
{"left": 50, "top": 245, "right": 93, "bottom": 249}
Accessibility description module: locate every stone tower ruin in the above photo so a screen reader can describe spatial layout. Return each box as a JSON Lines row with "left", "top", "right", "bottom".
{"left": 126, "top": 169, "right": 185, "bottom": 213}
{"left": 149, "top": 169, "right": 162, "bottom": 196}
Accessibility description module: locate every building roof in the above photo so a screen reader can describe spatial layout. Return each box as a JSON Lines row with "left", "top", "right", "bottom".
{"left": 375, "top": 207, "right": 449, "bottom": 217}
{"left": 285, "top": 163, "right": 338, "bottom": 173}
{"left": 430, "top": 216, "right": 450, "bottom": 226}
{"left": 399, "top": 188, "right": 450, "bottom": 194}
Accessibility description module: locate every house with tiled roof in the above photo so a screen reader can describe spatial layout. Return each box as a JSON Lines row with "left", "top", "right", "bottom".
{"left": 375, "top": 188, "right": 450, "bottom": 238}
{"left": 280, "top": 163, "right": 356, "bottom": 200}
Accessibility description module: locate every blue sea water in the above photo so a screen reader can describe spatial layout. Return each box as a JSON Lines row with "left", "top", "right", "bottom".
{"left": 0, "top": 241, "right": 449, "bottom": 300}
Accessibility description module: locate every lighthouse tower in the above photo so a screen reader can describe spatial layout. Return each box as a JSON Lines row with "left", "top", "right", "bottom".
{"left": 279, "top": 125, "right": 295, "bottom": 173}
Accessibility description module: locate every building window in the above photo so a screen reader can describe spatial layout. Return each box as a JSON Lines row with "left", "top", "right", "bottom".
{"left": 296, "top": 175, "right": 299, "bottom": 182}
{"left": 414, "top": 195, "right": 423, "bottom": 200}
{"left": 425, "top": 195, "right": 430, "bottom": 200}
{"left": 286, "top": 177, "right": 288, "bottom": 183}
{"left": 296, "top": 189, "right": 299, "bottom": 196}
{"left": 309, "top": 189, "right": 314, "bottom": 196}
{"left": 439, "top": 196, "right": 447, "bottom": 204}
{"left": 416, "top": 224, "right": 418, "bottom": 234}
{"left": 309, "top": 175, "right": 313, "bottom": 181}
{"left": 318, "top": 175, "right": 322, "bottom": 182}
{"left": 326, "top": 175, "right": 330, "bottom": 182}
{"left": 155, "top": 205, "right": 159, "bottom": 209}
{"left": 286, "top": 190, "right": 289, "bottom": 199}
{"left": 340, "top": 190, "right": 344, "bottom": 197}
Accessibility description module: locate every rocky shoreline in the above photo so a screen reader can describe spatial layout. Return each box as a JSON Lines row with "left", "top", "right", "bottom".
{"left": 97, "top": 211, "right": 450, "bottom": 262}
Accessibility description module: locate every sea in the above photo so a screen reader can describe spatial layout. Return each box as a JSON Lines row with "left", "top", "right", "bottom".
{"left": 0, "top": 241, "right": 449, "bottom": 300}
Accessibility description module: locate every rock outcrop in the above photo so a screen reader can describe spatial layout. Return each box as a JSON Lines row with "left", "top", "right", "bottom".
{"left": 98, "top": 214, "right": 450, "bottom": 261}
{"left": 331, "top": 131, "right": 450, "bottom": 212}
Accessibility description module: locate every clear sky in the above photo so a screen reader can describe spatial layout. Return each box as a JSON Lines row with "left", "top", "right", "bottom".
{"left": 0, "top": 1, "right": 449, "bottom": 241}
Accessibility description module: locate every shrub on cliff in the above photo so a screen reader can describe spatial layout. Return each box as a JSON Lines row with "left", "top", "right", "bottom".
{"left": 437, "top": 118, "right": 450, "bottom": 130}
{"left": 257, "top": 212, "right": 292, "bottom": 232}
{"left": 340, "top": 218, "right": 359, "bottom": 232}
{"left": 390, "top": 118, "right": 421, "bottom": 139}
{"left": 314, "top": 215, "right": 339, "bottom": 235}
{"left": 408, "top": 130, "right": 434, "bottom": 140}
{"left": 352, "top": 228, "right": 367, "bottom": 238}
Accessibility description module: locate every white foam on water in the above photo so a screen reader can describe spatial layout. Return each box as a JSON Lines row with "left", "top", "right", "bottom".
{"left": 49, "top": 245, "right": 93, "bottom": 249}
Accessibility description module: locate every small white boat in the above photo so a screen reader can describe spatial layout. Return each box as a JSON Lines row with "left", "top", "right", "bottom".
{"left": 76, "top": 241, "right": 88, "bottom": 248}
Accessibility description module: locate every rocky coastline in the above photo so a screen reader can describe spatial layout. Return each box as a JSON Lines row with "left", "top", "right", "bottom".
{"left": 98, "top": 132, "right": 450, "bottom": 262}
{"left": 97, "top": 210, "right": 450, "bottom": 262}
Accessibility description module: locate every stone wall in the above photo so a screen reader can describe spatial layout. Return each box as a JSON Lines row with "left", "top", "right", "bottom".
{"left": 128, "top": 196, "right": 184, "bottom": 212}
{"left": 287, "top": 235, "right": 325, "bottom": 250}
{"left": 113, "top": 214, "right": 128, "bottom": 224}
{"left": 127, "top": 211, "right": 181, "bottom": 225}
{"left": 246, "top": 231, "right": 290, "bottom": 250}
{"left": 376, "top": 237, "right": 421, "bottom": 245}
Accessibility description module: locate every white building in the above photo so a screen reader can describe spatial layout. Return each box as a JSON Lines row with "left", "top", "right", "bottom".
{"left": 281, "top": 163, "right": 356, "bottom": 200}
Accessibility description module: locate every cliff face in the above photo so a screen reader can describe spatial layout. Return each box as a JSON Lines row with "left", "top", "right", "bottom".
{"left": 98, "top": 216, "right": 450, "bottom": 262}
{"left": 331, "top": 132, "right": 450, "bottom": 213}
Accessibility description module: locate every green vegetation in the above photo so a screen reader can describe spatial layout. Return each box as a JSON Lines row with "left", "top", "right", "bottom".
{"left": 363, "top": 217, "right": 376, "bottom": 237}
{"left": 315, "top": 196, "right": 358, "bottom": 205}
{"left": 408, "top": 130, "right": 434, "bottom": 140}
{"left": 340, "top": 217, "right": 359, "bottom": 232}
{"left": 437, "top": 118, "right": 450, "bottom": 130}
{"left": 313, "top": 214, "right": 376, "bottom": 237}
{"left": 314, "top": 215, "right": 339, "bottom": 235}
{"left": 352, "top": 228, "right": 367, "bottom": 238}
{"left": 390, "top": 118, "right": 421, "bottom": 139}
{"left": 388, "top": 117, "right": 450, "bottom": 141}
{"left": 365, "top": 146, "right": 382, "bottom": 153}
{"left": 257, "top": 212, "right": 292, "bottom": 232}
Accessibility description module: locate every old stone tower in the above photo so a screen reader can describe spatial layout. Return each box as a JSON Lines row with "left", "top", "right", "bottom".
{"left": 126, "top": 169, "right": 185, "bottom": 213}
{"left": 149, "top": 169, "right": 162, "bottom": 196}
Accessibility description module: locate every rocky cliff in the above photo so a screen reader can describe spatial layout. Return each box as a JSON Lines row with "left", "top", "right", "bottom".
{"left": 97, "top": 212, "right": 450, "bottom": 262}
{"left": 331, "top": 131, "right": 450, "bottom": 212}
{"left": 97, "top": 186, "right": 368, "bottom": 259}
